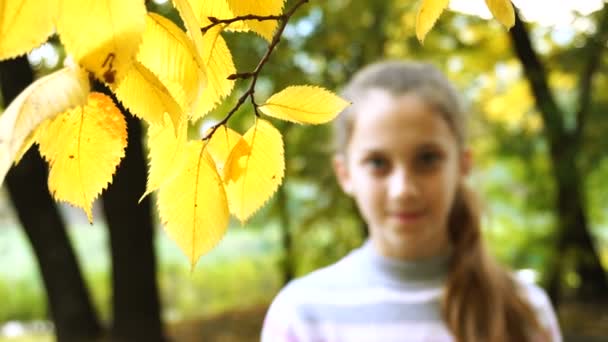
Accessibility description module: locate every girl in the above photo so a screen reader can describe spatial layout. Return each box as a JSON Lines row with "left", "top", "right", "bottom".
{"left": 261, "top": 61, "right": 562, "bottom": 342}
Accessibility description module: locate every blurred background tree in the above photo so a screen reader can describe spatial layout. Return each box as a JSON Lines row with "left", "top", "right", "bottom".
{"left": 0, "top": 0, "right": 607, "bottom": 341}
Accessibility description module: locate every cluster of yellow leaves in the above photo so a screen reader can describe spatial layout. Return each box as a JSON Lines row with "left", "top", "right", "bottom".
{"left": 149, "top": 87, "right": 347, "bottom": 266}
{"left": 0, "top": 0, "right": 349, "bottom": 267}
{"left": 416, "top": 0, "right": 516, "bottom": 42}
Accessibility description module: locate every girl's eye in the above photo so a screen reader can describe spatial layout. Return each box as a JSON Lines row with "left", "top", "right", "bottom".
{"left": 417, "top": 151, "right": 442, "bottom": 168}
{"left": 366, "top": 156, "right": 389, "bottom": 171}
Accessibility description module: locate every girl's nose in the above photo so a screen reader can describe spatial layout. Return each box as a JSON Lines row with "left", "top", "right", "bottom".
{"left": 388, "top": 168, "right": 419, "bottom": 200}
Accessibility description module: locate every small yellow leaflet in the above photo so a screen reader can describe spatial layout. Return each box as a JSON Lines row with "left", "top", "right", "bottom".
{"left": 206, "top": 126, "right": 244, "bottom": 173}
{"left": 157, "top": 141, "right": 230, "bottom": 268}
{"left": 37, "top": 93, "right": 127, "bottom": 222}
{"left": 138, "top": 13, "right": 206, "bottom": 112}
{"left": 172, "top": 0, "right": 206, "bottom": 56}
{"left": 173, "top": 0, "right": 214, "bottom": 120}
{"left": 226, "top": 0, "right": 285, "bottom": 42}
{"left": 223, "top": 119, "right": 284, "bottom": 222}
{"left": 113, "top": 61, "right": 183, "bottom": 130}
{"left": 0, "top": 66, "right": 90, "bottom": 184}
{"left": 415, "top": 0, "right": 450, "bottom": 43}
{"left": 485, "top": 0, "right": 515, "bottom": 28}
{"left": 193, "top": 26, "right": 236, "bottom": 119}
{"left": 259, "top": 86, "right": 350, "bottom": 124}
{"left": 140, "top": 117, "right": 189, "bottom": 201}
{"left": 0, "top": 0, "right": 58, "bottom": 59}
{"left": 56, "top": 0, "right": 146, "bottom": 85}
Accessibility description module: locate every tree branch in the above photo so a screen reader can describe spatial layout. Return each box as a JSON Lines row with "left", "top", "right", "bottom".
{"left": 508, "top": 10, "right": 566, "bottom": 146}
{"left": 574, "top": 3, "right": 608, "bottom": 145}
{"left": 202, "top": 0, "right": 308, "bottom": 141}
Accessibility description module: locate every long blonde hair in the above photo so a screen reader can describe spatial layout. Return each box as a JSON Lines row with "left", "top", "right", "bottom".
{"left": 333, "top": 60, "right": 543, "bottom": 342}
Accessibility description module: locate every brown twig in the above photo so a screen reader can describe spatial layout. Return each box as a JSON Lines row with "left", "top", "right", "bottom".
{"left": 202, "top": 0, "right": 308, "bottom": 141}
{"left": 202, "top": 14, "right": 284, "bottom": 34}
{"left": 227, "top": 72, "right": 254, "bottom": 80}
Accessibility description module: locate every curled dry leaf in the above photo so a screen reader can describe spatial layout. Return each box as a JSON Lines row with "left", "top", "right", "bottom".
{"left": 0, "top": 66, "right": 90, "bottom": 184}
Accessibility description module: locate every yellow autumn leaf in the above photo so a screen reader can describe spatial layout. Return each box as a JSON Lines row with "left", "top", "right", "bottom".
{"left": 56, "top": 0, "right": 146, "bottom": 85}
{"left": 140, "top": 116, "right": 189, "bottom": 201}
{"left": 0, "top": 66, "right": 90, "bottom": 184}
{"left": 172, "top": 0, "right": 236, "bottom": 119}
{"left": 259, "top": 86, "right": 350, "bottom": 124}
{"left": 223, "top": 119, "right": 284, "bottom": 222}
{"left": 0, "top": 0, "right": 58, "bottom": 59}
{"left": 157, "top": 141, "right": 230, "bottom": 268}
{"left": 193, "top": 26, "right": 236, "bottom": 119}
{"left": 172, "top": 0, "right": 220, "bottom": 119}
{"left": 37, "top": 92, "right": 127, "bottom": 222}
{"left": 415, "top": 0, "right": 450, "bottom": 42}
{"left": 173, "top": 0, "right": 206, "bottom": 54}
{"left": 206, "top": 126, "right": 245, "bottom": 173}
{"left": 485, "top": 0, "right": 515, "bottom": 28}
{"left": 137, "top": 13, "right": 206, "bottom": 112}
{"left": 226, "top": 0, "right": 285, "bottom": 41}
{"left": 113, "top": 61, "right": 183, "bottom": 129}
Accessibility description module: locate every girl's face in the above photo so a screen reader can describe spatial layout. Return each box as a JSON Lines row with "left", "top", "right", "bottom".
{"left": 334, "top": 90, "right": 471, "bottom": 260}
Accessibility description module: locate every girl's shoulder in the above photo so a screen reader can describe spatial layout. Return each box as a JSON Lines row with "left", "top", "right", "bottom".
{"left": 280, "top": 249, "right": 362, "bottom": 296}
{"left": 514, "top": 275, "right": 563, "bottom": 342}
{"left": 261, "top": 251, "right": 364, "bottom": 341}
{"left": 516, "top": 278, "right": 551, "bottom": 309}
{"left": 267, "top": 246, "right": 376, "bottom": 315}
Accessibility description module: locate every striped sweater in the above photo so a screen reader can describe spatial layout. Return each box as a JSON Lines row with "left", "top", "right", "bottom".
{"left": 261, "top": 241, "right": 562, "bottom": 342}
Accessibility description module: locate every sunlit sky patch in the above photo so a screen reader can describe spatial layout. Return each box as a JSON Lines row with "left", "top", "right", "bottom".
{"left": 450, "top": 0, "right": 604, "bottom": 26}
{"left": 27, "top": 42, "right": 59, "bottom": 69}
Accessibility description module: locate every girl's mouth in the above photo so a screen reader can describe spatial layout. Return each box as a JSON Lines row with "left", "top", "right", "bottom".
{"left": 391, "top": 211, "right": 425, "bottom": 223}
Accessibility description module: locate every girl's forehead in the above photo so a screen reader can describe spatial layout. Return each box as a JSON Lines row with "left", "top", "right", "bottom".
{"left": 353, "top": 88, "right": 398, "bottom": 113}
{"left": 353, "top": 90, "right": 440, "bottom": 127}
{"left": 348, "top": 91, "right": 458, "bottom": 150}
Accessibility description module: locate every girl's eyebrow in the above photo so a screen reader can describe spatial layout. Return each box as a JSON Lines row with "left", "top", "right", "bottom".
{"left": 359, "top": 147, "right": 385, "bottom": 155}
{"left": 416, "top": 141, "right": 446, "bottom": 150}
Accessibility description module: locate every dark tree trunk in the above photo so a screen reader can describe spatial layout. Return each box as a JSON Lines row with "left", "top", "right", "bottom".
{"left": 100, "top": 107, "right": 165, "bottom": 342}
{"left": 548, "top": 145, "right": 608, "bottom": 302}
{"left": 1, "top": 58, "right": 103, "bottom": 341}
{"left": 277, "top": 183, "right": 294, "bottom": 285}
{"left": 273, "top": 122, "right": 295, "bottom": 285}
{"left": 509, "top": 12, "right": 608, "bottom": 303}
